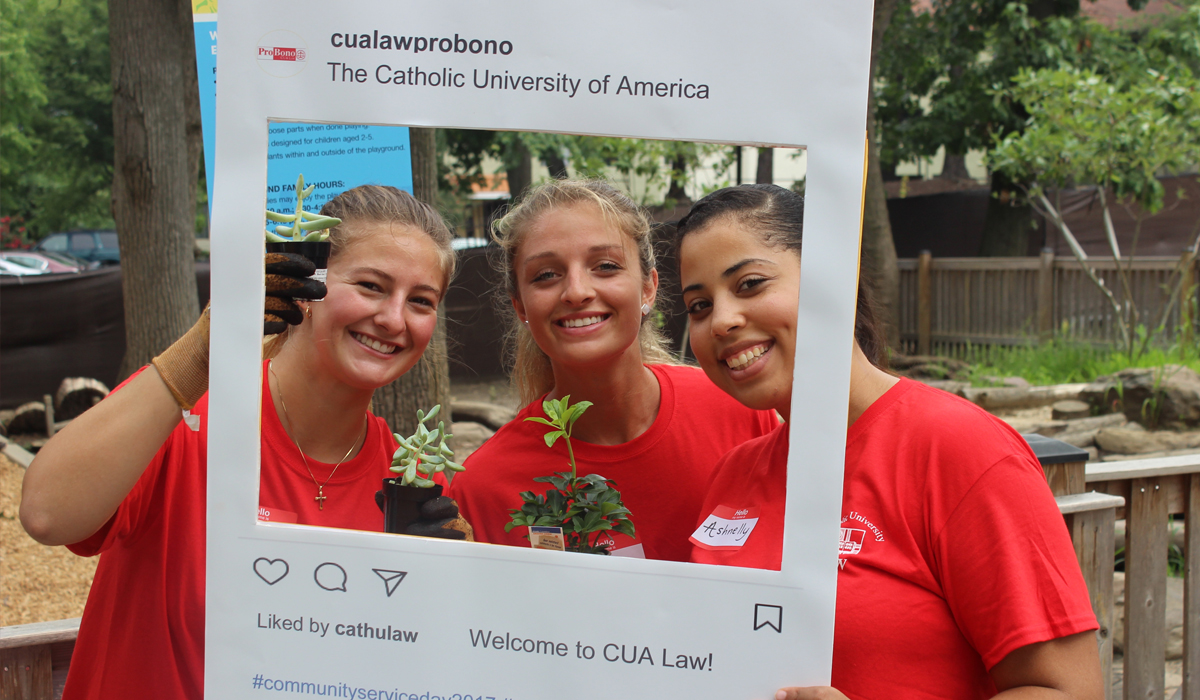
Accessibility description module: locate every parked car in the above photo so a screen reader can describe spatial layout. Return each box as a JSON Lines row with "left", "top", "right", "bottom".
{"left": 0, "top": 258, "right": 42, "bottom": 276}
{"left": 0, "top": 250, "right": 93, "bottom": 273}
{"left": 35, "top": 229, "right": 120, "bottom": 265}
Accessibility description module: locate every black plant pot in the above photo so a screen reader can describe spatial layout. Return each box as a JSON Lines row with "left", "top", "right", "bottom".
{"left": 381, "top": 479, "right": 442, "bottom": 534}
{"left": 266, "top": 240, "right": 332, "bottom": 276}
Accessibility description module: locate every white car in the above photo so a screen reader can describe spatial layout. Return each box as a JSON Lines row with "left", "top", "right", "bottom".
{"left": 0, "top": 258, "right": 41, "bottom": 275}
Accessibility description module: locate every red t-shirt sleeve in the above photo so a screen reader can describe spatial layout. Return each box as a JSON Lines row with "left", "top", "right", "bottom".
{"left": 932, "top": 454, "right": 1098, "bottom": 670}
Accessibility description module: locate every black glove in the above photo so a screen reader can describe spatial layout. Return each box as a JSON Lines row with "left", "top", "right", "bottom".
{"left": 264, "top": 252, "right": 327, "bottom": 335}
{"left": 374, "top": 493, "right": 471, "bottom": 540}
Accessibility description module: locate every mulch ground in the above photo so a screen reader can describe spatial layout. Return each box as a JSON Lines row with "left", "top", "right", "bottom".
{"left": 0, "top": 453, "right": 97, "bottom": 626}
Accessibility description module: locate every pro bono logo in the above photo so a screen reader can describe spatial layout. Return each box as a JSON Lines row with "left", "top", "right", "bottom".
{"left": 256, "top": 30, "right": 308, "bottom": 78}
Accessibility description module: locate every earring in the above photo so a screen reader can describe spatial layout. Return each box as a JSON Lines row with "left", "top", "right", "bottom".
{"left": 640, "top": 303, "right": 651, "bottom": 316}
{"left": 304, "top": 305, "right": 312, "bottom": 319}
{"left": 522, "top": 319, "right": 529, "bottom": 324}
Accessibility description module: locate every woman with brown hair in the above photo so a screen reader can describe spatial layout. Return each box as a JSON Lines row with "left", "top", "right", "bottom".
{"left": 676, "top": 184, "right": 1102, "bottom": 699}
{"left": 446, "top": 179, "right": 777, "bottom": 560}
{"left": 20, "top": 185, "right": 465, "bottom": 700}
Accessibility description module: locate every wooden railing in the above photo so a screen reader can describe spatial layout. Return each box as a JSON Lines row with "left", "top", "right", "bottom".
{"left": 0, "top": 618, "right": 79, "bottom": 699}
{"left": 1087, "top": 455, "right": 1200, "bottom": 700}
{"left": 1031, "top": 429, "right": 1200, "bottom": 700}
{"left": 898, "top": 252, "right": 1198, "bottom": 355}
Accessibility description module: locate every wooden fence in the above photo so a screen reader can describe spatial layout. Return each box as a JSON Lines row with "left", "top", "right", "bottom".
{"left": 897, "top": 251, "right": 1199, "bottom": 356}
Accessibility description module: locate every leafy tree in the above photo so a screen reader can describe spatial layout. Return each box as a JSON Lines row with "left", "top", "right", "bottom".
{"left": 439, "top": 129, "right": 723, "bottom": 206}
{"left": 990, "top": 62, "right": 1200, "bottom": 358}
{"left": 875, "top": 0, "right": 1143, "bottom": 256}
{"left": 0, "top": 0, "right": 113, "bottom": 238}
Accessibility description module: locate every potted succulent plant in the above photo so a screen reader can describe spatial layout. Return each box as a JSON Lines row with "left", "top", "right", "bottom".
{"left": 505, "top": 396, "right": 635, "bottom": 554}
{"left": 264, "top": 173, "right": 342, "bottom": 283}
{"left": 381, "top": 405, "right": 464, "bottom": 534}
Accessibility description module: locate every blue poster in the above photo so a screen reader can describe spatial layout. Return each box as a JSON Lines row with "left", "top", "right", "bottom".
{"left": 191, "top": 16, "right": 412, "bottom": 215}
{"left": 194, "top": 15, "right": 218, "bottom": 209}
{"left": 264, "top": 123, "right": 412, "bottom": 215}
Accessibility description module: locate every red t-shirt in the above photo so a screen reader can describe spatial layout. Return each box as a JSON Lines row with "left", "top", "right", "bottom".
{"left": 63, "top": 361, "right": 397, "bottom": 700}
{"left": 446, "top": 364, "right": 777, "bottom": 561}
{"left": 689, "top": 379, "right": 1098, "bottom": 698}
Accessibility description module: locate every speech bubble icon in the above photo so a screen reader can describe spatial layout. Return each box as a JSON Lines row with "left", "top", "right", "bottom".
{"left": 313, "top": 562, "right": 347, "bottom": 592}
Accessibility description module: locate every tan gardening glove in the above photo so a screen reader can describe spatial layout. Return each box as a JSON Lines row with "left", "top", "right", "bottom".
{"left": 152, "top": 304, "right": 211, "bottom": 410}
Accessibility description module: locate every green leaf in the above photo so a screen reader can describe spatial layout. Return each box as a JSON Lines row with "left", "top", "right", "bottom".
{"left": 566, "top": 401, "right": 593, "bottom": 427}
{"left": 543, "top": 430, "right": 564, "bottom": 448}
{"left": 524, "top": 417, "right": 556, "bottom": 427}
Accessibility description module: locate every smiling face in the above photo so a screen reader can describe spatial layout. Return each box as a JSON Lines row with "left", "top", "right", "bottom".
{"left": 511, "top": 202, "right": 657, "bottom": 372}
{"left": 307, "top": 222, "right": 445, "bottom": 391}
{"left": 680, "top": 217, "right": 801, "bottom": 417}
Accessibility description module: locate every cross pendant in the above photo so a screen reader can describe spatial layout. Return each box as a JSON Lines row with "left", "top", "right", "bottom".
{"left": 315, "top": 488, "right": 326, "bottom": 510}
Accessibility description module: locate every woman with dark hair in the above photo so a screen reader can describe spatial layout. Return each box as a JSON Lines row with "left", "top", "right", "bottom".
{"left": 676, "top": 184, "right": 1102, "bottom": 699}
{"left": 20, "top": 185, "right": 468, "bottom": 700}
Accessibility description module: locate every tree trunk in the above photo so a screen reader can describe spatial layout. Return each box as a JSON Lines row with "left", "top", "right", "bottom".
{"left": 110, "top": 0, "right": 200, "bottom": 380}
{"left": 755, "top": 147, "right": 774, "bottom": 185}
{"left": 665, "top": 151, "right": 689, "bottom": 203}
{"left": 978, "top": 170, "right": 1037, "bottom": 257}
{"left": 370, "top": 126, "right": 453, "bottom": 441}
{"left": 939, "top": 152, "right": 970, "bottom": 181}
{"left": 862, "top": 0, "right": 902, "bottom": 349}
{"left": 505, "top": 139, "right": 533, "bottom": 203}
{"left": 540, "top": 148, "right": 569, "bottom": 180}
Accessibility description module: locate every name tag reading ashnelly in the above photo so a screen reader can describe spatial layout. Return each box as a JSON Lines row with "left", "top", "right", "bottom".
{"left": 688, "top": 506, "right": 760, "bottom": 550}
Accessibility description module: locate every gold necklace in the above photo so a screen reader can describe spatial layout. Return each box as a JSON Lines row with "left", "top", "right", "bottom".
{"left": 270, "top": 364, "right": 367, "bottom": 510}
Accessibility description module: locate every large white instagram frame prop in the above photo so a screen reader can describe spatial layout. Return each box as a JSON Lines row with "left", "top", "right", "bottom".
{"left": 209, "top": 2, "right": 873, "bottom": 697}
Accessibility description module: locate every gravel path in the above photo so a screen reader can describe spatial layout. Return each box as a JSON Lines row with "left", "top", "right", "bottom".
{"left": 0, "top": 453, "right": 97, "bottom": 626}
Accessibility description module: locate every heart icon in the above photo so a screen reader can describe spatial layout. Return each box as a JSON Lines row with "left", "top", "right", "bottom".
{"left": 253, "top": 557, "right": 289, "bottom": 585}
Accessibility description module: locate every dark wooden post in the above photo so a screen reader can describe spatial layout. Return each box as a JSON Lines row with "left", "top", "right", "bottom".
{"left": 1181, "top": 248, "right": 1196, "bottom": 350}
{"left": 1025, "top": 433, "right": 1087, "bottom": 497}
{"left": 1038, "top": 247, "right": 1055, "bottom": 341}
{"left": 917, "top": 250, "right": 932, "bottom": 356}
{"left": 1184, "top": 473, "right": 1199, "bottom": 700}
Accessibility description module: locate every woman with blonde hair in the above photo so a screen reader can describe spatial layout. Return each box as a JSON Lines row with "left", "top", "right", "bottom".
{"left": 446, "top": 179, "right": 776, "bottom": 560}
{"left": 21, "top": 185, "right": 467, "bottom": 700}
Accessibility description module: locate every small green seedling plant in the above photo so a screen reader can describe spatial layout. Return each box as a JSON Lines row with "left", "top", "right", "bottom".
{"left": 505, "top": 396, "right": 635, "bottom": 555}
{"left": 390, "top": 405, "right": 463, "bottom": 487}
{"left": 264, "top": 173, "right": 342, "bottom": 243}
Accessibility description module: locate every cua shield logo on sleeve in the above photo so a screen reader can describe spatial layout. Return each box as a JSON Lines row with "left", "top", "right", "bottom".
{"left": 256, "top": 30, "right": 308, "bottom": 77}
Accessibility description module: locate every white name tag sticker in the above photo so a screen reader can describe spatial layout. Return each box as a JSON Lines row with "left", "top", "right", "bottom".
{"left": 689, "top": 506, "right": 760, "bottom": 550}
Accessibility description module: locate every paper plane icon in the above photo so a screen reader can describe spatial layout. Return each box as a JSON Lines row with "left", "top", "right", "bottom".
{"left": 372, "top": 569, "right": 407, "bottom": 597}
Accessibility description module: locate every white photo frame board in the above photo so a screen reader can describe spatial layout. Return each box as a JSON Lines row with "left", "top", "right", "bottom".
{"left": 207, "top": 2, "right": 874, "bottom": 697}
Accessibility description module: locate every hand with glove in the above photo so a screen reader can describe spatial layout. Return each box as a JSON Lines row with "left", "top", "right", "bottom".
{"left": 374, "top": 492, "right": 476, "bottom": 541}
{"left": 263, "top": 252, "right": 327, "bottom": 335}
{"left": 151, "top": 252, "right": 328, "bottom": 410}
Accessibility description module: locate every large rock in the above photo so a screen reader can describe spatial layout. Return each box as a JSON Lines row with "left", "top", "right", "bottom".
{"left": 450, "top": 421, "right": 494, "bottom": 461}
{"left": 451, "top": 400, "right": 516, "bottom": 431}
{"left": 1114, "top": 572, "right": 1185, "bottom": 660}
{"left": 1082, "top": 365, "right": 1200, "bottom": 428}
